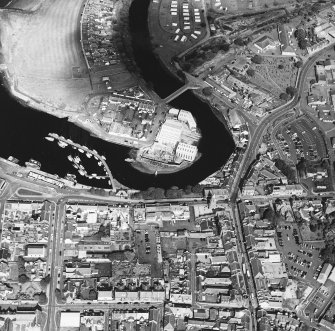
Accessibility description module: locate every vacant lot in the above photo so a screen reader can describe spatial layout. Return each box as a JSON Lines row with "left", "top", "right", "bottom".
{"left": 0, "top": 0, "right": 91, "bottom": 111}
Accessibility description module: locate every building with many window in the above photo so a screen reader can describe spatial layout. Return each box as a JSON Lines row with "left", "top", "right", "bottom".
{"left": 176, "top": 142, "right": 198, "bottom": 162}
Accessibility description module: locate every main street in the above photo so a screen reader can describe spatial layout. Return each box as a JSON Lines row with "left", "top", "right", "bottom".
{"left": 224, "top": 46, "right": 334, "bottom": 331}
{"left": 45, "top": 199, "right": 65, "bottom": 331}
{"left": 229, "top": 47, "right": 331, "bottom": 202}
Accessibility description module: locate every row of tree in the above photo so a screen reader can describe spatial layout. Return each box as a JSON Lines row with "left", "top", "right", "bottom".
{"left": 132, "top": 185, "right": 204, "bottom": 200}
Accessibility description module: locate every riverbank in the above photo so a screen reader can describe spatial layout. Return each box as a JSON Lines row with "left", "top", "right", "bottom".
{"left": 131, "top": 152, "right": 202, "bottom": 175}
{"left": 0, "top": 0, "right": 235, "bottom": 191}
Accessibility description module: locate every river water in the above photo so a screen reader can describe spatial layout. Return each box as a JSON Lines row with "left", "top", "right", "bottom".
{"left": 0, "top": 0, "right": 235, "bottom": 190}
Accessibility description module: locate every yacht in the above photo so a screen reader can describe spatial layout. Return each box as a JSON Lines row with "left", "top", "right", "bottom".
{"left": 7, "top": 156, "right": 19, "bottom": 164}
{"left": 65, "top": 173, "right": 77, "bottom": 182}
{"left": 67, "top": 155, "right": 73, "bottom": 162}
{"left": 25, "top": 159, "right": 41, "bottom": 169}
{"left": 78, "top": 148, "right": 84, "bottom": 153}
{"left": 58, "top": 141, "right": 68, "bottom": 148}
{"left": 86, "top": 152, "right": 92, "bottom": 158}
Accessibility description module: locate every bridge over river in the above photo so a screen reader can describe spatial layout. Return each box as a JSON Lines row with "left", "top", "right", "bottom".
{"left": 162, "top": 73, "right": 208, "bottom": 104}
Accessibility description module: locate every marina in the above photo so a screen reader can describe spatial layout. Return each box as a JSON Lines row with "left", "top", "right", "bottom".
{"left": 46, "top": 133, "right": 116, "bottom": 191}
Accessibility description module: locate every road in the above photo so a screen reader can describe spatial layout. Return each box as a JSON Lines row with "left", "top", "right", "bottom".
{"left": 224, "top": 46, "right": 334, "bottom": 331}
{"left": 229, "top": 47, "right": 330, "bottom": 202}
{"left": 45, "top": 199, "right": 65, "bottom": 331}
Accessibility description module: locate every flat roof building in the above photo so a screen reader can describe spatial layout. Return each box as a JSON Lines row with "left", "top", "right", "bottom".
{"left": 60, "top": 312, "right": 80, "bottom": 330}
{"left": 176, "top": 142, "right": 198, "bottom": 162}
{"left": 156, "top": 119, "right": 183, "bottom": 146}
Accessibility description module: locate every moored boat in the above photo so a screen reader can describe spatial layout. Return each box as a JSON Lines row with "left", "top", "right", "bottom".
{"left": 25, "top": 159, "right": 41, "bottom": 169}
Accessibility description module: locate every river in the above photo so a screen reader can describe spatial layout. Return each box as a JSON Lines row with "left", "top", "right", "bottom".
{"left": 0, "top": 0, "right": 235, "bottom": 190}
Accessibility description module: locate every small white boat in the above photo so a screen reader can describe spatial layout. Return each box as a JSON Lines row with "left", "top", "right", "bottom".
{"left": 74, "top": 156, "right": 80, "bottom": 163}
{"left": 58, "top": 141, "right": 67, "bottom": 148}
{"left": 94, "top": 156, "right": 98, "bottom": 160}
{"left": 98, "top": 161, "right": 103, "bottom": 166}
{"left": 78, "top": 170, "right": 85, "bottom": 176}
{"left": 67, "top": 155, "right": 73, "bottom": 162}
{"left": 155, "top": 171, "right": 158, "bottom": 176}
{"left": 78, "top": 148, "right": 84, "bottom": 153}
{"left": 101, "top": 155, "right": 106, "bottom": 161}
{"left": 45, "top": 136, "right": 54, "bottom": 142}
{"left": 86, "top": 152, "right": 92, "bottom": 158}
{"left": 8, "top": 156, "right": 19, "bottom": 164}
{"left": 25, "top": 159, "right": 41, "bottom": 169}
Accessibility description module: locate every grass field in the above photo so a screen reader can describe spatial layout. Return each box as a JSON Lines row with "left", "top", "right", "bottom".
{"left": 8, "top": 0, "right": 44, "bottom": 11}
{"left": 207, "top": 0, "right": 295, "bottom": 13}
{"left": 0, "top": 0, "right": 91, "bottom": 111}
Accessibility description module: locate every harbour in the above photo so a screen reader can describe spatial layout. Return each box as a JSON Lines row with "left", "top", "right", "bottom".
{"left": 45, "top": 133, "right": 116, "bottom": 191}
{"left": 0, "top": 0, "right": 235, "bottom": 191}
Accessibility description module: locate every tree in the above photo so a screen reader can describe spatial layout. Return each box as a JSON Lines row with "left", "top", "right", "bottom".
{"left": 141, "top": 187, "right": 166, "bottom": 200}
{"left": 192, "top": 184, "right": 203, "bottom": 194}
{"left": 202, "top": 87, "right": 213, "bottom": 96}
{"left": 274, "top": 159, "right": 296, "bottom": 183}
{"left": 88, "top": 289, "right": 97, "bottom": 300}
{"left": 18, "top": 274, "right": 29, "bottom": 284}
{"left": 279, "top": 93, "right": 290, "bottom": 101}
{"left": 183, "top": 185, "right": 193, "bottom": 195}
{"left": 40, "top": 275, "right": 51, "bottom": 288}
{"left": 182, "top": 62, "right": 191, "bottom": 72}
{"left": 55, "top": 288, "right": 62, "bottom": 303}
{"left": 220, "top": 43, "right": 230, "bottom": 52}
{"left": 286, "top": 86, "right": 297, "bottom": 97}
{"left": 251, "top": 55, "right": 263, "bottom": 64}
{"left": 312, "top": 3, "right": 321, "bottom": 12}
{"left": 298, "top": 39, "right": 307, "bottom": 50}
{"left": 38, "top": 292, "right": 47, "bottom": 305}
{"left": 310, "top": 79, "right": 316, "bottom": 85}
{"left": 234, "top": 37, "right": 245, "bottom": 46}
{"left": 17, "top": 256, "right": 26, "bottom": 275}
{"left": 246, "top": 68, "right": 255, "bottom": 77}
{"left": 295, "top": 60, "right": 303, "bottom": 68}
{"left": 295, "top": 28, "right": 306, "bottom": 41}
{"left": 278, "top": 64, "right": 284, "bottom": 69}
{"left": 166, "top": 187, "right": 183, "bottom": 199}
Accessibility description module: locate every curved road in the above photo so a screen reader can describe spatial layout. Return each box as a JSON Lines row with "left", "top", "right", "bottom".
{"left": 229, "top": 48, "right": 330, "bottom": 202}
